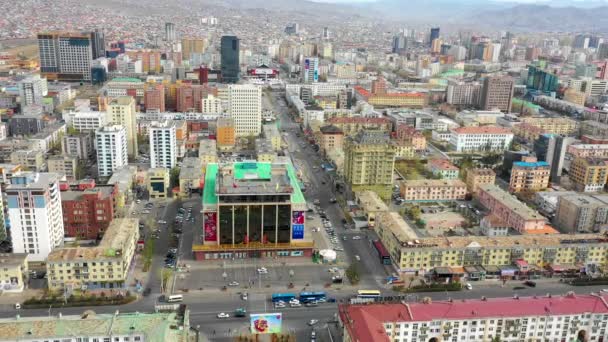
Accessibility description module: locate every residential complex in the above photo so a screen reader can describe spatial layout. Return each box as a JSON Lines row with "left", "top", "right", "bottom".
{"left": 318, "top": 124, "right": 344, "bottom": 156}
{"left": 60, "top": 181, "right": 117, "bottom": 239}
{"left": 555, "top": 194, "right": 608, "bottom": 234}
{"left": 228, "top": 84, "right": 262, "bottom": 136}
{"left": 326, "top": 117, "right": 392, "bottom": 136}
{"left": 47, "top": 155, "right": 78, "bottom": 181}
{"left": 519, "top": 117, "right": 579, "bottom": 136}
{"left": 149, "top": 120, "right": 177, "bottom": 169}
{"left": 480, "top": 76, "right": 514, "bottom": 112}
{"left": 107, "top": 96, "right": 138, "bottom": 158}
{"left": 340, "top": 294, "right": 608, "bottom": 342}
{"left": 6, "top": 172, "right": 64, "bottom": 262}
{"left": 343, "top": 131, "right": 396, "bottom": 189}
{"left": 394, "top": 124, "right": 427, "bottom": 151}
{"left": 46, "top": 218, "right": 138, "bottom": 291}
{"left": 399, "top": 179, "right": 467, "bottom": 202}
{"left": 449, "top": 126, "right": 514, "bottom": 153}
{"left": 38, "top": 31, "right": 97, "bottom": 82}
{"left": 508, "top": 157, "right": 550, "bottom": 193}
{"left": 216, "top": 117, "right": 236, "bottom": 149}
{"left": 427, "top": 159, "right": 459, "bottom": 180}
{"left": 569, "top": 157, "right": 608, "bottom": 192}
{"left": 61, "top": 133, "right": 94, "bottom": 160}
{"left": 568, "top": 144, "right": 608, "bottom": 159}
{"left": 96, "top": 125, "right": 128, "bottom": 178}
{"left": 465, "top": 168, "right": 496, "bottom": 195}
{"left": 0, "top": 253, "right": 28, "bottom": 292}
{"left": 477, "top": 184, "right": 546, "bottom": 233}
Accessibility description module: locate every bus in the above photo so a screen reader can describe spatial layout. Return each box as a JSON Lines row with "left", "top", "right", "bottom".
{"left": 299, "top": 291, "right": 326, "bottom": 302}
{"left": 271, "top": 293, "right": 297, "bottom": 302}
{"left": 166, "top": 294, "right": 183, "bottom": 303}
{"left": 373, "top": 240, "right": 392, "bottom": 265}
{"left": 357, "top": 290, "right": 381, "bottom": 298}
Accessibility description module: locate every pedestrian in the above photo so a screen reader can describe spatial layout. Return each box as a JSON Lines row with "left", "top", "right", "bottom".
{"left": 213, "top": 330, "right": 216, "bottom": 335}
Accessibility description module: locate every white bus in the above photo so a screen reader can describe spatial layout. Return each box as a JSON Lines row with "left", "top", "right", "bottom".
{"left": 166, "top": 294, "right": 183, "bottom": 303}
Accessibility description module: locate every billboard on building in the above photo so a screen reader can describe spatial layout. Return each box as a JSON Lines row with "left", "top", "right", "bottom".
{"left": 250, "top": 313, "right": 282, "bottom": 334}
{"left": 292, "top": 211, "right": 304, "bottom": 239}
{"left": 203, "top": 212, "right": 217, "bottom": 241}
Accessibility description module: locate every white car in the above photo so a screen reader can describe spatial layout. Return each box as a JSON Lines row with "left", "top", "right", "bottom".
{"left": 157, "top": 220, "right": 167, "bottom": 224}
{"left": 257, "top": 267, "right": 268, "bottom": 274}
{"left": 217, "top": 312, "right": 230, "bottom": 319}
{"left": 352, "top": 236, "right": 362, "bottom": 240}
{"left": 289, "top": 298, "right": 300, "bottom": 304}
{"left": 308, "top": 319, "right": 319, "bottom": 326}
{"left": 228, "top": 281, "right": 240, "bottom": 286}
{"left": 355, "top": 255, "right": 361, "bottom": 261}
{"left": 290, "top": 302, "right": 302, "bottom": 307}
{"left": 275, "top": 302, "right": 286, "bottom": 308}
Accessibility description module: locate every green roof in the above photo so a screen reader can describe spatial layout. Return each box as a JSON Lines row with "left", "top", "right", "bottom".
{"left": 110, "top": 77, "right": 142, "bottom": 83}
{"left": 202, "top": 162, "right": 305, "bottom": 206}
{"left": 438, "top": 69, "right": 465, "bottom": 77}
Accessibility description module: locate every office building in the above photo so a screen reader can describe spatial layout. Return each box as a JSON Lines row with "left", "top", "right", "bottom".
{"left": 46, "top": 218, "right": 138, "bottom": 291}
{"left": 449, "top": 126, "right": 514, "bottom": 153}
{"left": 7, "top": 172, "right": 64, "bottom": 262}
{"left": 527, "top": 65, "right": 559, "bottom": 93}
{"left": 38, "top": 31, "right": 97, "bottom": 82}
{"left": 429, "top": 27, "right": 440, "bottom": 47}
{"left": 149, "top": 120, "right": 177, "bottom": 169}
{"left": 143, "top": 83, "right": 165, "bottom": 112}
{"left": 564, "top": 88, "right": 587, "bottom": 106}
{"left": 61, "top": 133, "right": 94, "bottom": 160}
{"left": 216, "top": 117, "right": 236, "bottom": 149}
{"left": 61, "top": 181, "right": 117, "bottom": 239}
{"left": 202, "top": 94, "right": 222, "bottom": 113}
{"left": 340, "top": 294, "right": 608, "bottom": 342}
{"left": 228, "top": 84, "right": 262, "bottom": 136}
{"left": 509, "top": 157, "right": 550, "bottom": 193}
{"left": 17, "top": 75, "right": 47, "bottom": 106}
{"left": 96, "top": 125, "right": 128, "bottom": 178}
{"left": 181, "top": 37, "right": 206, "bottom": 60}
{"left": 399, "top": 179, "right": 467, "bottom": 202}
{"left": 569, "top": 157, "right": 608, "bottom": 193}
{"left": 64, "top": 111, "right": 107, "bottom": 131}
{"left": 301, "top": 57, "right": 319, "bottom": 83}
{"left": 478, "top": 184, "right": 546, "bottom": 233}
{"left": 0, "top": 309, "right": 193, "bottom": 341}
{"left": 256, "top": 138, "right": 277, "bottom": 163}
{"left": 466, "top": 168, "right": 496, "bottom": 195}
{"left": 107, "top": 96, "right": 138, "bottom": 158}
{"left": 0, "top": 253, "right": 28, "bottom": 292}
{"left": 165, "top": 22, "right": 176, "bottom": 42}
{"left": 90, "top": 29, "right": 105, "bottom": 60}
{"left": 354, "top": 86, "right": 427, "bottom": 108}
{"left": 480, "top": 76, "right": 514, "bottom": 112}
{"left": 392, "top": 33, "right": 408, "bottom": 55}
{"left": 344, "top": 131, "right": 396, "bottom": 188}
{"left": 197, "top": 162, "right": 312, "bottom": 260}
{"left": 534, "top": 134, "right": 576, "bottom": 183}
{"left": 47, "top": 156, "right": 78, "bottom": 181}
{"left": 319, "top": 124, "right": 344, "bottom": 156}
{"left": 220, "top": 35, "right": 240, "bottom": 83}
{"left": 599, "top": 42, "right": 608, "bottom": 59}
{"left": 446, "top": 80, "right": 481, "bottom": 106}
{"left": 555, "top": 194, "right": 608, "bottom": 234}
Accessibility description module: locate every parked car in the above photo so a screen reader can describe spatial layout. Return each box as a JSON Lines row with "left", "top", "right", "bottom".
{"left": 524, "top": 280, "right": 537, "bottom": 287}
{"left": 308, "top": 319, "right": 319, "bottom": 326}
{"left": 228, "top": 281, "right": 240, "bottom": 286}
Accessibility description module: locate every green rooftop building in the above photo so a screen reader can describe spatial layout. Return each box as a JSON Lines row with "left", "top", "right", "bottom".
{"left": 195, "top": 162, "right": 313, "bottom": 261}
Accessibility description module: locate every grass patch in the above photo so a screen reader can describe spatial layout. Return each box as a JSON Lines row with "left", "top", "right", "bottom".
{"left": 393, "top": 282, "right": 463, "bottom": 293}
{"left": 24, "top": 292, "right": 136, "bottom": 309}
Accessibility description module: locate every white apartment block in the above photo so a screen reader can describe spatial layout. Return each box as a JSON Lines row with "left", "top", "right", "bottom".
{"left": 64, "top": 111, "right": 107, "bottom": 131}
{"left": 6, "top": 172, "right": 64, "bottom": 262}
{"left": 450, "top": 126, "right": 514, "bottom": 153}
{"left": 18, "top": 75, "right": 48, "bottom": 106}
{"left": 446, "top": 81, "right": 481, "bottom": 106}
{"left": 341, "top": 293, "right": 608, "bottom": 342}
{"left": 96, "top": 125, "right": 128, "bottom": 177}
{"left": 104, "top": 79, "right": 145, "bottom": 98}
{"left": 228, "top": 84, "right": 262, "bottom": 136}
{"left": 285, "top": 83, "right": 347, "bottom": 97}
{"left": 202, "top": 94, "right": 223, "bottom": 114}
{"left": 149, "top": 120, "right": 177, "bottom": 169}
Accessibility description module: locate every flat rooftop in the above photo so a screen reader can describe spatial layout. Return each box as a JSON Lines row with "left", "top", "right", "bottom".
{"left": 402, "top": 179, "right": 466, "bottom": 188}
{"left": 0, "top": 253, "right": 27, "bottom": 267}
{"left": 379, "top": 212, "right": 418, "bottom": 242}
{"left": 60, "top": 185, "right": 115, "bottom": 201}
{"left": 479, "top": 184, "right": 544, "bottom": 221}
{"left": 356, "top": 190, "right": 388, "bottom": 212}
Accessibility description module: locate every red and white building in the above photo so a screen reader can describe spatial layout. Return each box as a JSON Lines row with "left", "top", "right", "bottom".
{"left": 340, "top": 293, "right": 608, "bottom": 342}
{"left": 449, "top": 126, "right": 514, "bottom": 153}
{"left": 246, "top": 65, "right": 279, "bottom": 80}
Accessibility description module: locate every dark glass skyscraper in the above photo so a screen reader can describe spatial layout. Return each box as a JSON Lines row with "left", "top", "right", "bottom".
{"left": 221, "top": 35, "right": 240, "bottom": 83}
{"left": 430, "top": 27, "right": 440, "bottom": 47}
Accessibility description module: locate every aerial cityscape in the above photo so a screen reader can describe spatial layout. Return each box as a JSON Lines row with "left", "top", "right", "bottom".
{"left": 1, "top": 0, "right": 608, "bottom": 341}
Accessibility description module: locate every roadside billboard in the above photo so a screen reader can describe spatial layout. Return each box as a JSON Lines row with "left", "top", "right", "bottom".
{"left": 250, "top": 313, "right": 282, "bottom": 334}
{"left": 203, "top": 212, "right": 217, "bottom": 241}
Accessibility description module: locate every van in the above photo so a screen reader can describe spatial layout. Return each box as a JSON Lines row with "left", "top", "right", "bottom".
{"left": 167, "top": 294, "right": 183, "bottom": 303}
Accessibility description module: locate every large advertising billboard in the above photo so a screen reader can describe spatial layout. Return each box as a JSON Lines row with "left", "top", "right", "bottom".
{"left": 292, "top": 211, "right": 305, "bottom": 239}
{"left": 250, "top": 313, "right": 282, "bottom": 334}
{"left": 203, "top": 212, "right": 217, "bottom": 241}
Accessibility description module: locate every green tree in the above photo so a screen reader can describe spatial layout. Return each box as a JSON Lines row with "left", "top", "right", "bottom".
{"left": 170, "top": 167, "right": 180, "bottom": 188}
{"left": 346, "top": 264, "right": 360, "bottom": 285}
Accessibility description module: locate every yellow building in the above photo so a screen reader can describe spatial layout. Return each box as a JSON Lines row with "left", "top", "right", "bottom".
{"left": 198, "top": 139, "right": 217, "bottom": 166}
{"left": 47, "top": 156, "right": 78, "bottom": 181}
{"left": 147, "top": 168, "right": 170, "bottom": 198}
{"left": 0, "top": 253, "right": 28, "bottom": 292}
{"left": 355, "top": 86, "right": 428, "bottom": 108}
{"left": 181, "top": 37, "right": 207, "bottom": 60}
{"left": 400, "top": 179, "right": 467, "bottom": 202}
{"left": 564, "top": 88, "right": 586, "bottom": 106}
{"left": 509, "top": 157, "right": 550, "bottom": 193}
{"left": 569, "top": 157, "right": 608, "bottom": 192}
{"left": 262, "top": 124, "right": 282, "bottom": 151}
{"left": 46, "top": 218, "right": 139, "bottom": 291}
{"left": 256, "top": 138, "right": 277, "bottom": 163}
{"left": 10, "top": 150, "right": 45, "bottom": 171}
{"left": 319, "top": 125, "right": 344, "bottom": 157}
{"left": 344, "top": 131, "right": 396, "bottom": 187}
{"left": 394, "top": 141, "right": 415, "bottom": 159}
{"left": 355, "top": 191, "right": 388, "bottom": 228}
{"left": 216, "top": 117, "right": 235, "bottom": 150}
{"left": 107, "top": 96, "right": 138, "bottom": 158}
{"left": 465, "top": 168, "right": 496, "bottom": 195}
{"left": 179, "top": 157, "right": 203, "bottom": 197}
{"left": 519, "top": 117, "right": 579, "bottom": 136}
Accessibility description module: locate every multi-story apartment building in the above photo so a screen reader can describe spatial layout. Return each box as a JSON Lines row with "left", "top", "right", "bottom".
{"left": 37, "top": 31, "right": 96, "bottom": 82}
{"left": 564, "top": 88, "right": 586, "bottom": 106}
{"left": 394, "top": 124, "right": 427, "bottom": 151}
{"left": 17, "top": 75, "right": 47, "bottom": 106}
{"left": 7, "top": 172, "right": 64, "bottom": 262}
{"left": 143, "top": 83, "right": 165, "bottom": 112}
{"left": 301, "top": 57, "right": 319, "bottom": 83}
{"left": 228, "top": 84, "right": 262, "bottom": 136}
{"left": 465, "top": 168, "right": 496, "bottom": 195}
{"left": 478, "top": 184, "right": 546, "bottom": 233}
{"left": 46, "top": 218, "right": 138, "bottom": 291}
{"left": 399, "top": 179, "right": 467, "bottom": 202}
{"left": 326, "top": 117, "right": 392, "bottom": 136}
{"left": 64, "top": 111, "right": 107, "bottom": 131}
{"left": 216, "top": 117, "right": 236, "bottom": 149}
{"left": 47, "top": 156, "right": 78, "bottom": 181}
{"left": 355, "top": 191, "right": 389, "bottom": 228}
{"left": 519, "top": 117, "right": 579, "bottom": 136}
{"left": 508, "top": 157, "right": 550, "bottom": 193}
{"left": 534, "top": 134, "right": 576, "bottom": 183}
{"left": 340, "top": 294, "right": 608, "bottom": 342}
{"left": 147, "top": 168, "right": 170, "bottom": 199}
{"left": 0, "top": 253, "right": 28, "bottom": 292}
{"left": 555, "top": 194, "right": 608, "bottom": 234}
{"left": 198, "top": 139, "right": 218, "bottom": 166}
{"left": 179, "top": 157, "right": 203, "bottom": 197}
{"left": 175, "top": 84, "right": 213, "bottom": 112}
{"left": 61, "top": 181, "right": 117, "bottom": 239}
{"left": 354, "top": 86, "right": 427, "bottom": 108}
{"left": 427, "top": 159, "right": 459, "bottom": 180}
{"left": 446, "top": 80, "right": 481, "bottom": 106}
{"left": 262, "top": 124, "right": 282, "bottom": 151}
{"left": 569, "top": 157, "right": 608, "bottom": 192}
{"left": 149, "top": 120, "right": 177, "bottom": 169}
{"left": 10, "top": 150, "right": 45, "bottom": 171}
{"left": 61, "top": 132, "right": 94, "bottom": 160}
{"left": 107, "top": 96, "right": 138, "bottom": 158}
{"left": 96, "top": 125, "right": 128, "bottom": 178}
{"left": 202, "top": 94, "right": 222, "bottom": 113}
{"left": 449, "top": 126, "right": 514, "bottom": 153}
{"left": 480, "top": 76, "right": 514, "bottom": 112}
{"left": 344, "top": 131, "right": 396, "bottom": 188}
{"left": 319, "top": 125, "right": 344, "bottom": 156}
{"left": 182, "top": 37, "right": 206, "bottom": 60}
{"left": 568, "top": 144, "right": 608, "bottom": 159}
{"left": 104, "top": 77, "right": 145, "bottom": 98}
